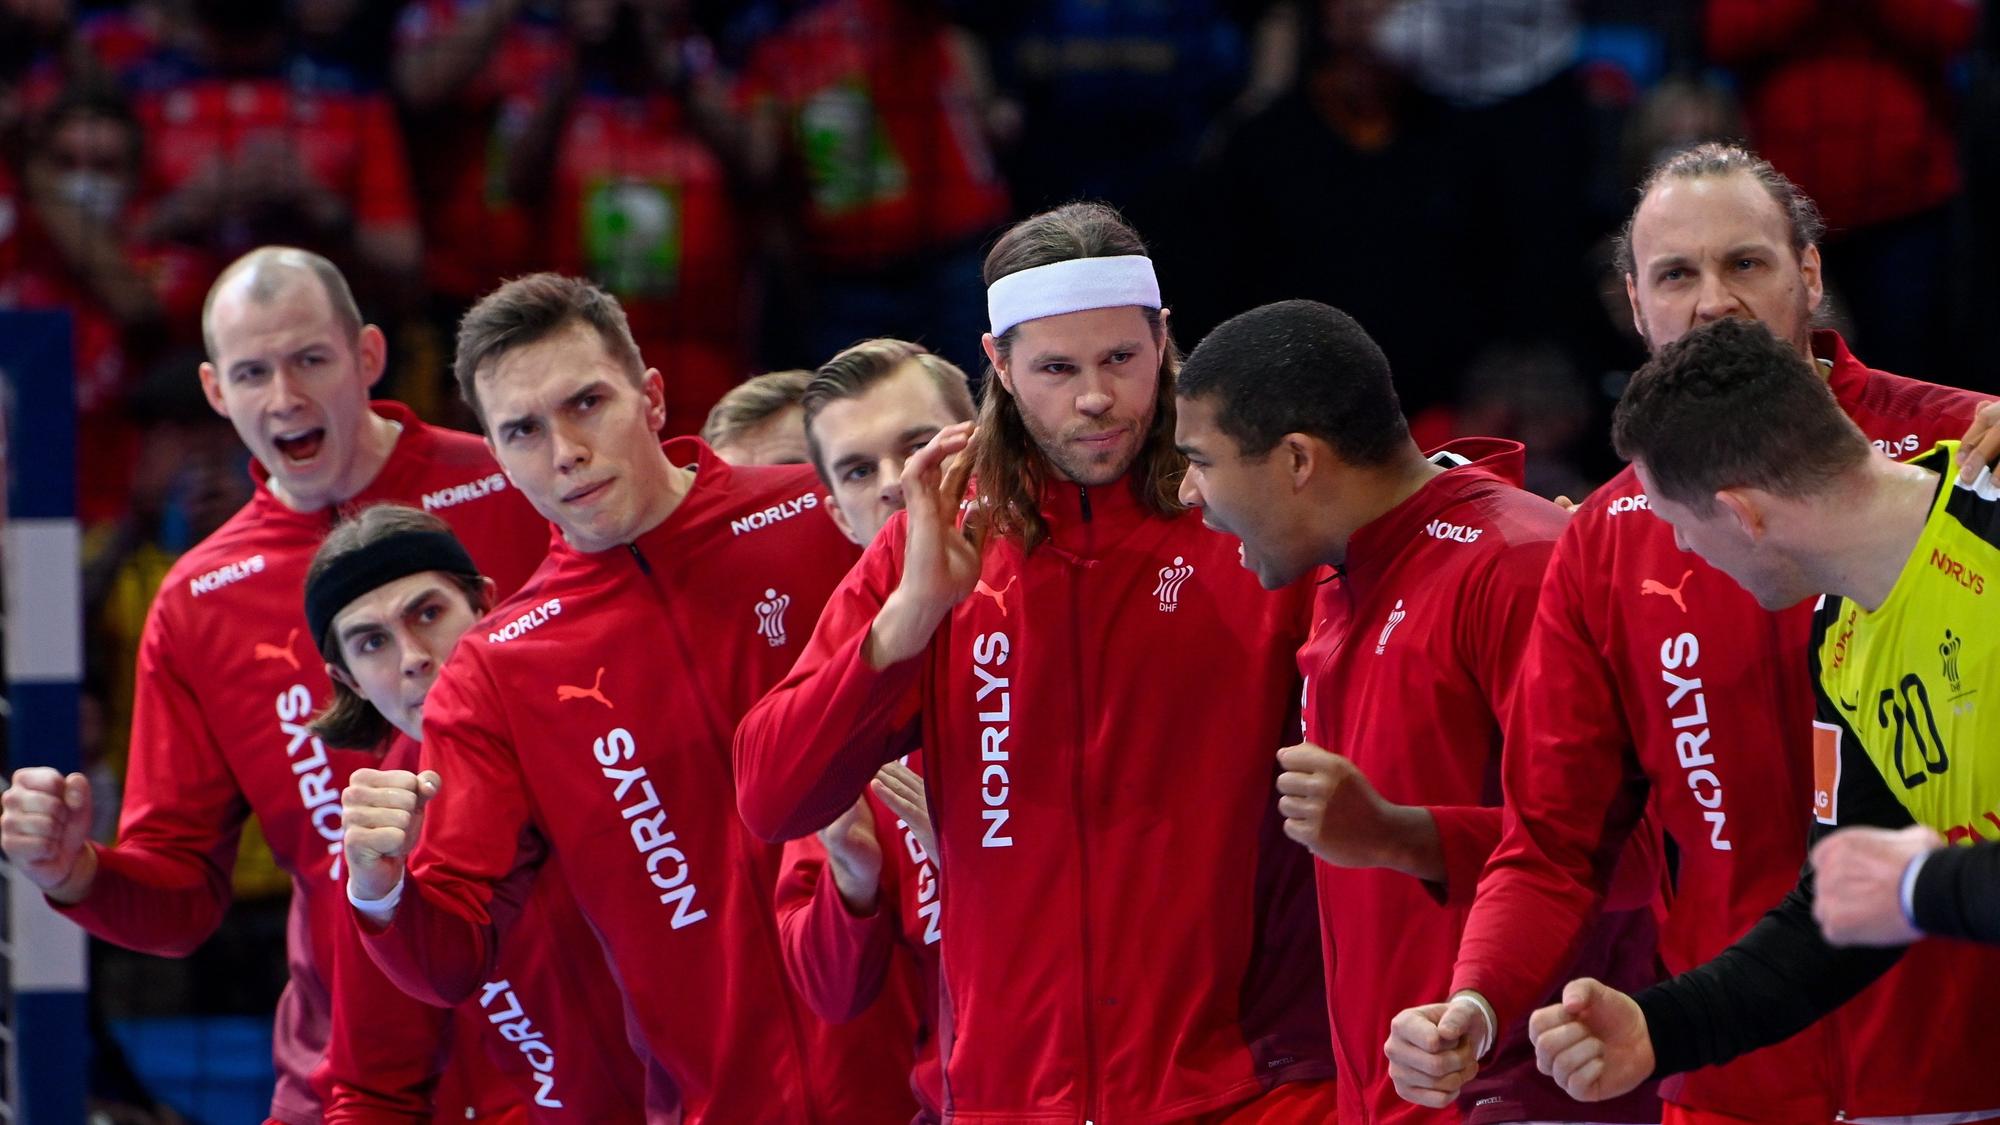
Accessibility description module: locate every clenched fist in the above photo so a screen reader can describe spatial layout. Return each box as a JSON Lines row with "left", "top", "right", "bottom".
{"left": 1528, "top": 978, "right": 1654, "bottom": 1102}
{"left": 1811, "top": 824, "right": 1943, "bottom": 946}
{"left": 1385, "top": 994, "right": 1493, "bottom": 1108}
{"left": 1, "top": 768, "right": 97, "bottom": 902}
{"left": 1275, "top": 743, "right": 1441, "bottom": 880}
{"left": 342, "top": 768, "right": 440, "bottom": 905}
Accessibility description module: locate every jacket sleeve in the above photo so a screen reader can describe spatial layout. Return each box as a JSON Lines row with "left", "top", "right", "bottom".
{"left": 1451, "top": 522, "right": 1651, "bottom": 1028}
{"left": 1635, "top": 672, "right": 1910, "bottom": 1075}
{"left": 317, "top": 905, "right": 452, "bottom": 1123}
{"left": 774, "top": 814, "right": 902, "bottom": 1024}
{"left": 359, "top": 658, "right": 543, "bottom": 1008}
{"left": 55, "top": 600, "right": 245, "bottom": 956}
{"left": 1426, "top": 536, "right": 1558, "bottom": 904}
{"left": 1912, "top": 841, "right": 2000, "bottom": 943}
{"left": 734, "top": 516, "right": 926, "bottom": 841}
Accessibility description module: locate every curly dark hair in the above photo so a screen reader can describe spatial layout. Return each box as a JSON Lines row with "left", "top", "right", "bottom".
{"left": 1177, "top": 299, "right": 1408, "bottom": 465}
{"left": 1611, "top": 318, "right": 1868, "bottom": 513}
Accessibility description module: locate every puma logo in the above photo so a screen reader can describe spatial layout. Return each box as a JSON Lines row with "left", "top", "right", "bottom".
{"left": 1641, "top": 570, "right": 1693, "bottom": 613}
{"left": 556, "top": 667, "right": 613, "bottom": 709}
{"left": 253, "top": 628, "right": 301, "bottom": 671}
{"left": 974, "top": 576, "right": 1019, "bottom": 616}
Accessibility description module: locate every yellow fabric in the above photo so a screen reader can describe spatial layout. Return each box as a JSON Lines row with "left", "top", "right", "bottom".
{"left": 1812, "top": 442, "right": 2000, "bottom": 843}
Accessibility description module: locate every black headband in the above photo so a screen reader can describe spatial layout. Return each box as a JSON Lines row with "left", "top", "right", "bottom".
{"left": 304, "top": 529, "right": 480, "bottom": 650}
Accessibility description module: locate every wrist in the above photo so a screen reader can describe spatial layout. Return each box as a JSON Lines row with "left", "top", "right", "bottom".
{"left": 1371, "top": 802, "right": 1436, "bottom": 875}
{"left": 867, "top": 589, "right": 944, "bottom": 669}
{"left": 1449, "top": 989, "right": 1499, "bottom": 1059}
{"left": 1899, "top": 848, "right": 1934, "bottom": 934}
{"left": 347, "top": 857, "right": 405, "bottom": 906}
{"left": 44, "top": 843, "right": 98, "bottom": 905}
{"left": 349, "top": 870, "right": 405, "bottom": 926}
{"left": 826, "top": 854, "right": 881, "bottom": 916}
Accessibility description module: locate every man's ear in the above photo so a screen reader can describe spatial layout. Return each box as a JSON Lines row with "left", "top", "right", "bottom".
{"left": 1714, "top": 488, "right": 1767, "bottom": 540}
{"left": 199, "top": 361, "right": 229, "bottom": 418}
{"left": 643, "top": 368, "right": 668, "bottom": 434}
{"left": 327, "top": 662, "right": 357, "bottom": 692}
{"left": 982, "top": 334, "right": 1012, "bottom": 395}
{"left": 1799, "top": 243, "right": 1825, "bottom": 317}
{"left": 356, "top": 324, "right": 389, "bottom": 388}
{"left": 1282, "top": 432, "right": 1322, "bottom": 492}
{"left": 826, "top": 495, "right": 864, "bottom": 547}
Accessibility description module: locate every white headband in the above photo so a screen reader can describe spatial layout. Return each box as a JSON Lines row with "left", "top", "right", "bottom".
{"left": 986, "top": 255, "right": 1161, "bottom": 337}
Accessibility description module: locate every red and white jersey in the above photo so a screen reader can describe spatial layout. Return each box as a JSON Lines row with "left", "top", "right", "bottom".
{"left": 321, "top": 736, "right": 646, "bottom": 1123}
{"left": 56, "top": 403, "right": 548, "bottom": 1124}
{"left": 360, "top": 441, "right": 916, "bottom": 1123}
{"left": 1298, "top": 438, "right": 1660, "bottom": 1124}
{"left": 736, "top": 476, "right": 1336, "bottom": 1122}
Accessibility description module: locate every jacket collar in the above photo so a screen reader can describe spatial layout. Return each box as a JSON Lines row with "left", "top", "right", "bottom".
{"left": 1036, "top": 469, "right": 1160, "bottom": 556}
{"left": 1340, "top": 437, "right": 1527, "bottom": 592}
{"left": 541, "top": 436, "right": 724, "bottom": 576}
{"left": 243, "top": 400, "right": 438, "bottom": 529}
{"left": 1815, "top": 329, "right": 1873, "bottom": 400}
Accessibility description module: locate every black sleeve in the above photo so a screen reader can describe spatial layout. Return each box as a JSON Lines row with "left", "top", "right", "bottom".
{"left": 1913, "top": 841, "right": 2000, "bottom": 944}
{"left": 1633, "top": 856, "right": 1905, "bottom": 1078}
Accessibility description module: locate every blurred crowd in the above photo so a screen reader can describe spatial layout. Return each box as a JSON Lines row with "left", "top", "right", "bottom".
{"left": 1, "top": 0, "right": 1993, "bottom": 1104}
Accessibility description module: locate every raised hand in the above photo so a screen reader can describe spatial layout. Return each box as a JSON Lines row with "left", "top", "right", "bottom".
{"left": 1957, "top": 399, "right": 2000, "bottom": 484}
{"left": 341, "top": 768, "right": 440, "bottom": 907}
{"left": 1, "top": 767, "right": 97, "bottom": 902}
{"left": 867, "top": 422, "right": 980, "bottom": 668}
{"left": 872, "top": 759, "right": 936, "bottom": 868}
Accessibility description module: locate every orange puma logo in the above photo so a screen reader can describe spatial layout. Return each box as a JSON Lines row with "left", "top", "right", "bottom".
{"left": 974, "top": 576, "right": 1019, "bottom": 616}
{"left": 253, "top": 628, "right": 301, "bottom": 671}
{"left": 1641, "top": 569, "right": 1693, "bottom": 613}
{"left": 557, "top": 667, "right": 613, "bottom": 709}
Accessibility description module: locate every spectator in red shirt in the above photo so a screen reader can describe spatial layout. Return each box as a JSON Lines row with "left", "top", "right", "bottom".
{"left": 742, "top": 0, "right": 1012, "bottom": 381}
{"left": 391, "top": 0, "right": 568, "bottom": 311}
{"left": 505, "top": 0, "right": 756, "bottom": 434}
{"left": 131, "top": 0, "right": 421, "bottom": 309}
{"left": 2, "top": 86, "right": 205, "bottom": 525}
{"left": 1706, "top": 0, "right": 1976, "bottom": 381}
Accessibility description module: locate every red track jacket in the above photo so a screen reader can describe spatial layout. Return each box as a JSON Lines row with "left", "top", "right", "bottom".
{"left": 55, "top": 403, "right": 548, "bottom": 1124}
{"left": 1453, "top": 333, "right": 2000, "bottom": 1118}
{"left": 359, "top": 441, "right": 915, "bottom": 1124}
{"left": 775, "top": 779, "right": 937, "bottom": 1119}
{"left": 1300, "top": 439, "right": 1660, "bottom": 1125}
{"left": 321, "top": 736, "right": 646, "bottom": 1123}
{"left": 736, "top": 475, "right": 1337, "bottom": 1123}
